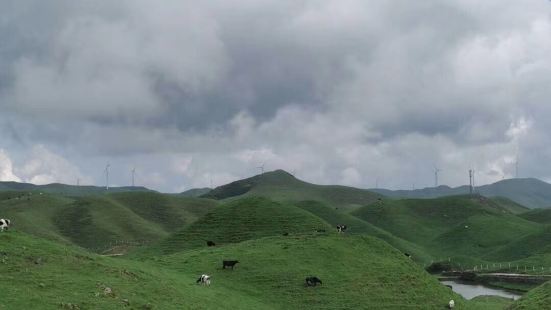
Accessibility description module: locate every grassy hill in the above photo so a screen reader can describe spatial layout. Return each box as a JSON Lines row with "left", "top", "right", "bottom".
{"left": 180, "top": 187, "right": 212, "bottom": 197}
{"left": 0, "top": 231, "right": 267, "bottom": 309}
{"left": 352, "top": 195, "right": 541, "bottom": 260}
{"left": 371, "top": 178, "right": 551, "bottom": 209}
{"left": 141, "top": 234, "right": 467, "bottom": 309}
{"left": 1, "top": 230, "right": 486, "bottom": 309}
{"left": 202, "top": 170, "right": 381, "bottom": 210}
{"left": 510, "top": 281, "right": 551, "bottom": 309}
{"left": 151, "top": 196, "right": 331, "bottom": 254}
{"left": 519, "top": 208, "right": 551, "bottom": 224}
{"left": 0, "top": 192, "right": 217, "bottom": 253}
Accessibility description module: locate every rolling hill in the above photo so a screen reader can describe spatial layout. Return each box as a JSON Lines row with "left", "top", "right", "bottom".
{"left": 371, "top": 178, "right": 551, "bottom": 209}
{"left": 151, "top": 196, "right": 331, "bottom": 254}
{"left": 202, "top": 170, "right": 381, "bottom": 210}
{"left": 352, "top": 195, "right": 542, "bottom": 260}
{"left": 0, "top": 191, "right": 217, "bottom": 253}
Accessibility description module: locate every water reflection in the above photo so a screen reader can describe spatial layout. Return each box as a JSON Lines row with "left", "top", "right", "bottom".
{"left": 440, "top": 280, "right": 522, "bottom": 300}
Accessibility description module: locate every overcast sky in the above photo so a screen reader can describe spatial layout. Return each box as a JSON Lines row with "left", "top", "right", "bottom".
{"left": 1, "top": 0, "right": 551, "bottom": 192}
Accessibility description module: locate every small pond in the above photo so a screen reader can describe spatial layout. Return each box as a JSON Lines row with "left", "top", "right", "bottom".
{"left": 440, "top": 279, "right": 522, "bottom": 300}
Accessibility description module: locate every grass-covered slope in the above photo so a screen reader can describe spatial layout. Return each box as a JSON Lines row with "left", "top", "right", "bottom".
{"left": 145, "top": 234, "right": 464, "bottom": 309}
{"left": 352, "top": 195, "right": 540, "bottom": 259}
{"left": 520, "top": 208, "right": 551, "bottom": 224}
{"left": 295, "top": 200, "right": 432, "bottom": 263}
{"left": 510, "top": 281, "right": 551, "bottom": 309}
{"left": 153, "top": 196, "right": 331, "bottom": 254}
{"left": 0, "top": 192, "right": 217, "bottom": 252}
{"left": 203, "top": 170, "right": 381, "bottom": 210}
{"left": 0, "top": 231, "right": 266, "bottom": 309}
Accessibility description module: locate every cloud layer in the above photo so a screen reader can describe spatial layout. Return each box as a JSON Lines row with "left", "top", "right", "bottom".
{"left": 1, "top": 0, "right": 551, "bottom": 191}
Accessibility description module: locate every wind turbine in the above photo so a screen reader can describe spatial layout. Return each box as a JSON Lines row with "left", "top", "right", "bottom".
{"left": 434, "top": 167, "right": 441, "bottom": 187}
{"left": 105, "top": 164, "right": 111, "bottom": 190}
{"left": 131, "top": 168, "right": 136, "bottom": 187}
{"left": 257, "top": 163, "right": 265, "bottom": 175}
{"left": 515, "top": 155, "right": 519, "bottom": 179}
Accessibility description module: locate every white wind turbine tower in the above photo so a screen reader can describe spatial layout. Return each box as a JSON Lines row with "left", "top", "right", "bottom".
{"left": 257, "top": 163, "right": 265, "bottom": 175}
{"left": 434, "top": 166, "right": 441, "bottom": 187}
{"left": 131, "top": 168, "right": 136, "bottom": 187}
{"left": 105, "top": 164, "right": 111, "bottom": 190}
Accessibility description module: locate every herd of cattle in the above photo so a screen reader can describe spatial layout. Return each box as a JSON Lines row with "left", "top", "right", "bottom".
{"left": 2, "top": 219, "right": 458, "bottom": 307}
{"left": 197, "top": 225, "right": 351, "bottom": 288}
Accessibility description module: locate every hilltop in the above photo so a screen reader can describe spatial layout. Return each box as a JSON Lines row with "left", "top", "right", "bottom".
{"left": 371, "top": 178, "right": 551, "bottom": 209}
{"left": 202, "top": 170, "right": 381, "bottom": 210}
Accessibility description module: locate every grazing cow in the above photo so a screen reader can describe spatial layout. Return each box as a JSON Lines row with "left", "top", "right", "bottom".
{"left": 404, "top": 253, "right": 412, "bottom": 259}
{"left": 196, "top": 274, "right": 211, "bottom": 286}
{"left": 222, "top": 260, "right": 239, "bottom": 269}
{"left": 282, "top": 232, "right": 289, "bottom": 236}
{"left": 0, "top": 219, "right": 11, "bottom": 232}
{"left": 206, "top": 241, "right": 216, "bottom": 247}
{"left": 305, "top": 276, "right": 322, "bottom": 287}
{"left": 336, "top": 225, "right": 347, "bottom": 233}
{"left": 448, "top": 299, "right": 455, "bottom": 309}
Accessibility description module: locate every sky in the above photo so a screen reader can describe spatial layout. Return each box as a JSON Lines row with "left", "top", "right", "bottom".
{"left": 1, "top": 0, "right": 551, "bottom": 192}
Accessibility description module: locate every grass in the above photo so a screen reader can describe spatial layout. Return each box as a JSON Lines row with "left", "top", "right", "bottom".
{"left": 0, "top": 191, "right": 218, "bottom": 253}
{"left": 1, "top": 231, "right": 472, "bottom": 309}
{"left": 138, "top": 234, "right": 465, "bottom": 309}
{"left": 203, "top": 170, "right": 381, "bottom": 211}
{"left": 352, "top": 195, "right": 541, "bottom": 261}
{"left": 147, "top": 196, "right": 331, "bottom": 255}
{"left": 510, "top": 281, "right": 551, "bottom": 309}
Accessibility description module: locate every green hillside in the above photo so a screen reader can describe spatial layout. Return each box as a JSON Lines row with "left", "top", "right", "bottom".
{"left": 152, "top": 196, "right": 331, "bottom": 254}
{"left": 520, "top": 208, "right": 551, "bottom": 224}
{"left": 0, "top": 231, "right": 267, "bottom": 309}
{"left": 0, "top": 192, "right": 217, "bottom": 253}
{"left": 510, "top": 281, "right": 551, "bottom": 309}
{"left": 352, "top": 195, "right": 541, "bottom": 259}
{"left": 202, "top": 170, "right": 381, "bottom": 210}
{"left": 294, "top": 200, "right": 432, "bottom": 263}
{"left": 143, "top": 234, "right": 466, "bottom": 309}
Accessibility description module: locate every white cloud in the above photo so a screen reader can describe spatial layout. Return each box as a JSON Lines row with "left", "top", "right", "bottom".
{"left": 0, "top": 150, "right": 21, "bottom": 182}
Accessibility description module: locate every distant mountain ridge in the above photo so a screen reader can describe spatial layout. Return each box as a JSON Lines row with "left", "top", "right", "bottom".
{"left": 0, "top": 181, "right": 152, "bottom": 196}
{"left": 370, "top": 178, "right": 551, "bottom": 209}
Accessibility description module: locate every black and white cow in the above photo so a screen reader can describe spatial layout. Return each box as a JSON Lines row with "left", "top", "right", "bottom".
{"left": 0, "top": 219, "right": 11, "bottom": 232}
{"left": 336, "top": 225, "right": 347, "bottom": 233}
{"left": 196, "top": 274, "right": 211, "bottom": 286}
{"left": 305, "top": 276, "right": 322, "bottom": 287}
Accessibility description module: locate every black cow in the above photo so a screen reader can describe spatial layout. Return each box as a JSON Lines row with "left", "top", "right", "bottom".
{"left": 206, "top": 241, "right": 216, "bottom": 247}
{"left": 404, "top": 253, "right": 412, "bottom": 259}
{"left": 222, "top": 260, "right": 239, "bottom": 269}
{"left": 282, "top": 232, "right": 289, "bottom": 236}
{"left": 305, "top": 276, "right": 322, "bottom": 287}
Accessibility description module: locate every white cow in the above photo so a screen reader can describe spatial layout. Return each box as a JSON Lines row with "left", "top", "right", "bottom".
{"left": 0, "top": 219, "right": 11, "bottom": 232}
{"left": 448, "top": 299, "right": 455, "bottom": 309}
{"left": 196, "top": 274, "right": 211, "bottom": 286}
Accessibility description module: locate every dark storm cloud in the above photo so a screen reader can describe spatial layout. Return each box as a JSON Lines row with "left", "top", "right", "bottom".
{"left": 1, "top": 0, "right": 551, "bottom": 191}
